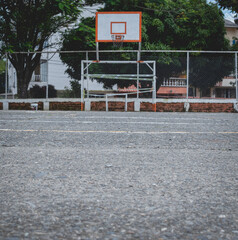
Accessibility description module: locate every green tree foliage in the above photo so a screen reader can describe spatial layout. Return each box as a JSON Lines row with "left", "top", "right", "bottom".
{"left": 60, "top": 0, "right": 232, "bottom": 92}
{"left": 215, "top": 0, "right": 238, "bottom": 14}
{"left": 60, "top": 17, "right": 95, "bottom": 81}
{"left": 0, "top": 0, "right": 82, "bottom": 98}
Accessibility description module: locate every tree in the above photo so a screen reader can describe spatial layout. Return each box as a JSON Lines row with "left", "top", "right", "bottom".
{"left": 0, "top": 0, "right": 83, "bottom": 98}
{"left": 215, "top": 0, "right": 238, "bottom": 14}
{"left": 60, "top": 0, "right": 232, "bottom": 92}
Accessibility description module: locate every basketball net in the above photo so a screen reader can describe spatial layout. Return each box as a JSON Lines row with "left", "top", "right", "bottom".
{"left": 111, "top": 34, "right": 125, "bottom": 48}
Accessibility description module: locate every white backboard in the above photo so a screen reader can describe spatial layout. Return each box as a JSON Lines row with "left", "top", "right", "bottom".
{"left": 96, "top": 12, "right": 142, "bottom": 42}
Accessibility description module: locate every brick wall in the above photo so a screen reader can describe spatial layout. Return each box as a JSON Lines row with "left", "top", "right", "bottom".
{"left": 140, "top": 102, "right": 153, "bottom": 112}
{"left": 9, "top": 102, "right": 43, "bottom": 110}
{"left": 91, "top": 102, "right": 106, "bottom": 111}
{"left": 91, "top": 101, "right": 134, "bottom": 111}
{"left": 49, "top": 102, "right": 82, "bottom": 111}
{"left": 189, "top": 103, "right": 235, "bottom": 113}
{"left": 0, "top": 101, "right": 237, "bottom": 112}
{"left": 156, "top": 102, "right": 185, "bottom": 112}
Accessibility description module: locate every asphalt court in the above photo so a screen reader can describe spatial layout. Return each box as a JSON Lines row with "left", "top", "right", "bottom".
{"left": 0, "top": 110, "right": 238, "bottom": 133}
{"left": 0, "top": 111, "right": 238, "bottom": 239}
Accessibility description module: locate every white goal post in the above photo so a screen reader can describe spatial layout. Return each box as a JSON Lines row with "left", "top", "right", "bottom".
{"left": 80, "top": 60, "right": 157, "bottom": 112}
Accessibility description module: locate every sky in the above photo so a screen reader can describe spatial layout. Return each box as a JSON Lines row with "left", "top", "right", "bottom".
{"left": 207, "top": 0, "right": 236, "bottom": 22}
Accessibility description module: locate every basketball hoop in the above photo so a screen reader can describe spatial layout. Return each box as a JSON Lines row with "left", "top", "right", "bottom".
{"left": 111, "top": 34, "right": 125, "bottom": 48}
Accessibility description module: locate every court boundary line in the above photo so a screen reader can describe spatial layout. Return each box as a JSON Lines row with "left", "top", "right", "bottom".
{"left": 0, "top": 128, "right": 238, "bottom": 134}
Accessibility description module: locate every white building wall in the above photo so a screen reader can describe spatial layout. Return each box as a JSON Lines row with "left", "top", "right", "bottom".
{"left": 48, "top": 53, "right": 71, "bottom": 90}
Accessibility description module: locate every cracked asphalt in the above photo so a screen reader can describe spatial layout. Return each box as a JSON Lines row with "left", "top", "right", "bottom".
{"left": 0, "top": 111, "right": 238, "bottom": 240}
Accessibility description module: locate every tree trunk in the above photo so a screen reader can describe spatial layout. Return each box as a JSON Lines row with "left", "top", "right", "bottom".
{"left": 9, "top": 52, "right": 42, "bottom": 99}
{"left": 17, "top": 69, "right": 34, "bottom": 99}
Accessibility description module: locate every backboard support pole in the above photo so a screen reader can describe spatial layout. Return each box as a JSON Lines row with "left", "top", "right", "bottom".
{"left": 137, "top": 43, "right": 141, "bottom": 99}
{"left": 137, "top": 52, "right": 139, "bottom": 99}
{"left": 138, "top": 42, "right": 141, "bottom": 61}
{"left": 96, "top": 42, "right": 99, "bottom": 61}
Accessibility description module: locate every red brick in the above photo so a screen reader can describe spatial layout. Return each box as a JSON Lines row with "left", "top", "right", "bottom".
{"left": 9, "top": 102, "right": 43, "bottom": 110}
{"left": 189, "top": 103, "right": 235, "bottom": 113}
{"left": 49, "top": 102, "right": 81, "bottom": 111}
{"left": 91, "top": 101, "right": 134, "bottom": 112}
{"left": 156, "top": 103, "right": 184, "bottom": 112}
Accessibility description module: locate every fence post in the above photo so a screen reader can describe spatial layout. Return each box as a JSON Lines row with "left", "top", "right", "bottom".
{"left": 106, "top": 94, "right": 108, "bottom": 112}
{"left": 86, "top": 51, "right": 89, "bottom": 99}
{"left": 81, "top": 60, "right": 84, "bottom": 111}
{"left": 5, "top": 53, "right": 8, "bottom": 99}
{"left": 137, "top": 51, "right": 140, "bottom": 99}
{"left": 235, "top": 52, "right": 238, "bottom": 102}
{"left": 125, "top": 94, "right": 128, "bottom": 112}
{"left": 187, "top": 52, "right": 189, "bottom": 102}
{"left": 152, "top": 61, "right": 157, "bottom": 112}
{"left": 46, "top": 52, "right": 49, "bottom": 100}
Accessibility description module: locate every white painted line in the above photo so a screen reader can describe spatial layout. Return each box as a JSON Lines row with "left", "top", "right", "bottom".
{"left": 0, "top": 116, "right": 221, "bottom": 121}
{"left": 0, "top": 120, "right": 215, "bottom": 125}
{"left": 0, "top": 129, "right": 237, "bottom": 134}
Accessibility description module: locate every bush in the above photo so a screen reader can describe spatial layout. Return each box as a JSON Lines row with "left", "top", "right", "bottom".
{"left": 70, "top": 79, "right": 81, "bottom": 98}
{"left": 29, "top": 84, "right": 57, "bottom": 98}
{"left": 60, "top": 80, "right": 81, "bottom": 98}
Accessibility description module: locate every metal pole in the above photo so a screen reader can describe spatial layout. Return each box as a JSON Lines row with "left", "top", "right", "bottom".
{"left": 5, "top": 53, "right": 8, "bottom": 99}
{"left": 86, "top": 52, "right": 89, "bottom": 99}
{"left": 235, "top": 52, "right": 238, "bottom": 102}
{"left": 137, "top": 62, "right": 139, "bottom": 99}
{"left": 125, "top": 94, "right": 128, "bottom": 112}
{"left": 84, "top": 60, "right": 155, "bottom": 64}
{"left": 96, "top": 42, "right": 99, "bottom": 61}
{"left": 13, "top": 72, "right": 16, "bottom": 99}
{"left": 46, "top": 52, "right": 49, "bottom": 100}
{"left": 81, "top": 60, "right": 84, "bottom": 111}
{"left": 137, "top": 48, "right": 141, "bottom": 99}
{"left": 7, "top": 50, "right": 238, "bottom": 54}
{"left": 138, "top": 42, "right": 141, "bottom": 61}
{"left": 106, "top": 94, "right": 108, "bottom": 112}
{"left": 187, "top": 52, "right": 190, "bottom": 101}
{"left": 152, "top": 61, "right": 156, "bottom": 112}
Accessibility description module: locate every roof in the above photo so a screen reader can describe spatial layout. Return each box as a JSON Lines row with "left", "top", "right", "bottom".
{"left": 224, "top": 19, "right": 238, "bottom": 28}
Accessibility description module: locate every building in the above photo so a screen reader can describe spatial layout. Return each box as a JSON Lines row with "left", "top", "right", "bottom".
{"left": 225, "top": 19, "right": 238, "bottom": 46}
{"left": 157, "top": 19, "right": 238, "bottom": 99}
{"left": 209, "top": 19, "right": 238, "bottom": 99}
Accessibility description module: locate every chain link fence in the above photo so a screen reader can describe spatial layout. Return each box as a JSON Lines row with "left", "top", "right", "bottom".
{"left": 1, "top": 50, "right": 237, "bottom": 101}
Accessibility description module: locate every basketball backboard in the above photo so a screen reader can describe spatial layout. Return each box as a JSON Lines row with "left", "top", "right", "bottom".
{"left": 96, "top": 12, "right": 142, "bottom": 42}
